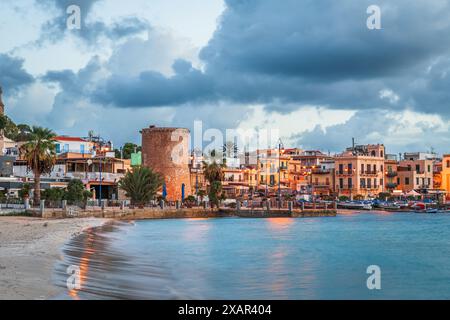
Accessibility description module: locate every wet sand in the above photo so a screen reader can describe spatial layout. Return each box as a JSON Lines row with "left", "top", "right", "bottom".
{"left": 0, "top": 217, "right": 108, "bottom": 300}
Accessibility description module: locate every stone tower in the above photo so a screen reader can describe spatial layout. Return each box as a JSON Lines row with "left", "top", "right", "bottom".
{"left": 141, "top": 125, "right": 192, "bottom": 201}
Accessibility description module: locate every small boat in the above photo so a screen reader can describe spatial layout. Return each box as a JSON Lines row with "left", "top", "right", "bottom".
{"left": 338, "top": 202, "right": 372, "bottom": 210}
{"left": 378, "top": 202, "right": 401, "bottom": 210}
{"left": 414, "top": 208, "right": 438, "bottom": 214}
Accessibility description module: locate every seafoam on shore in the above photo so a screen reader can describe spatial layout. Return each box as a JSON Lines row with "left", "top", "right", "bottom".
{"left": 0, "top": 217, "right": 108, "bottom": 300}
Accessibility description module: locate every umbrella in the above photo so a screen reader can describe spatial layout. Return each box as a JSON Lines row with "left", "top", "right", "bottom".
{"left": 162, "top": 183, "right": 167, "bottom": 199}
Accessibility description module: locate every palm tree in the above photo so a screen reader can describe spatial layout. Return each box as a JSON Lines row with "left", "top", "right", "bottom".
{"left": 20, "top": 126, "right": 57, "bottom": 205}
{"left": 203, "top": 161, "right": 225, "bottom": 208}
{"left": 118, "top": 166, "right": 164, "bottom": 206}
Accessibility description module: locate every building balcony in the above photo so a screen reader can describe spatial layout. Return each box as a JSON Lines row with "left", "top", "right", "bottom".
{"left": 386, "top": 182, "right": 398, "bottom": 189}
{"left": 386, "top": 171, "right": 398, "bottom": 178}
{"left": 312, "top": 169, "right": 332, "bottom": 174}
{"left": 361, "top": 171, "right": 379, "bottom": 176}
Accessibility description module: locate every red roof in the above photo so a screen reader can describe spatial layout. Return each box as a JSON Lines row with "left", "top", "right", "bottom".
{"left": 53, "top": 136, "right": 87, "bottom": 142}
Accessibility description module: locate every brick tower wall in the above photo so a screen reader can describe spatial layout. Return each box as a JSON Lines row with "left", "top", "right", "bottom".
{"left": 141, "top": 126, "right": 192, "bottom": 201}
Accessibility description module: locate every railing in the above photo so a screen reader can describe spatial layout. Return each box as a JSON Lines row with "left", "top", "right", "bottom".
{"left": 386, "top": 183, "right": 398, "bottom": 189}
{"left": 386, "top": 171, "right": 398, "bottom": 177}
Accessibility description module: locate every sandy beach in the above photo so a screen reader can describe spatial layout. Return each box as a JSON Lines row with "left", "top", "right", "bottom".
{"left": 0, "top": 217, "right": 108, "bottom": 300}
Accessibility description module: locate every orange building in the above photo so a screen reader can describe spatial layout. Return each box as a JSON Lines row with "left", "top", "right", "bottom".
{"left": 441, "top": 155, "right": 450, "bottom": 199}
{"left": 334, "top": 144, "right": 386, "bottom": 199}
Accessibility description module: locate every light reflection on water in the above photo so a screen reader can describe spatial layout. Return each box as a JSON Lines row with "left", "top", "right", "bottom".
{"left": 54, "top": 213, "right": 450, "bottom": 299}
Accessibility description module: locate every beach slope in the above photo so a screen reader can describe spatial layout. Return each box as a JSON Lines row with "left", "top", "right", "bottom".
{"left": 0, "top": 217, "right": 107, "bottom": 300}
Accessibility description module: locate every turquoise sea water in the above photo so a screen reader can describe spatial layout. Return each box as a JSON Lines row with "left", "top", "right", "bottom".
{"left": 55, "top": 212, "right": 450, "bottom": 299}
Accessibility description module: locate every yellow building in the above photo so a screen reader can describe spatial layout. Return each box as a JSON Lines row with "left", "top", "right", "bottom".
{"left": 334, "top": 144, "right": 386, "bottom": 199}
{"left": 257, "top": 149, "right": 289, "bottom": 190}
{"left": 442, "top": 154, "right": 450, "bottom": 199}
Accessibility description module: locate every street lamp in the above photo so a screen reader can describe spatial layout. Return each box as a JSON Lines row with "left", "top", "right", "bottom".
{"left": 278, "top": 138, "right": 284, "bottom": 204}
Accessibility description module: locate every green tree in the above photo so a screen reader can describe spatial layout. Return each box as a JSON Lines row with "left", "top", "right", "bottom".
{"left": 203, "top": 161, "right": 225, "bottom": 208}
{"left": 118, "top": 166, "right": 164, "bottom": 206}
{"left": 18, "top": 183, "right": 32, "bottom": 200}
{"left": 41, "top": 188, "right": 66, "bottom": 202}
{"left": 65, "top": 179, "right": 86, "bottom": 203}
{"left": 20, "top": 126, "right": 57, "bottom": 204}
{"left": 378, "top": 192, "right": 391, "bottom": 201}
{"left": 115, "top": 142, "right": 142, "bottom": 159}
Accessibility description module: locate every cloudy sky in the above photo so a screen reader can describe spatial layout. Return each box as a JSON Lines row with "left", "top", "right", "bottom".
{"left": 1, "top": 0, "right": 450, "bottom": 154}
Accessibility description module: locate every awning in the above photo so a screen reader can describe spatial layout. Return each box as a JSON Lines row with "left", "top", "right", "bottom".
{"left": 406, "top": 189, "right": 421, "bottom": 196}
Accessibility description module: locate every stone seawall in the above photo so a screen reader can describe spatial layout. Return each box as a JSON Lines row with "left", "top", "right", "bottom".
{"left": 40, "top": 207, "right": 337, "bottom": 220}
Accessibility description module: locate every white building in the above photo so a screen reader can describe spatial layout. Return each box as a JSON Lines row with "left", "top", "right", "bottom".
{"left": 54, "top": 136, "right": 94, "bottom": 155}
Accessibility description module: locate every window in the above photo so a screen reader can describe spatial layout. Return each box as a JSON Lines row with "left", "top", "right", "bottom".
{"left": 339, "top": 164, "right": 344, "bottom": 174}
{"left": 367, "top": 178, "right": 372, "bottom": 188}
{"left": 348, "top": 178, "right": 353, "bottom": 189}
{"left": 381, "top": 165, "right": 383, "bottom": 173}
{"left": 367, "top": 164, "right": 371, "bottom": 173}
{"left": 339, "top": 178, "right": 344, "bottom": 189}
{"left": 80, "top": 144, "right": 85, "bottom": 154}
{"left": 380, "top": 178, "right": 383, "bottom": 187}
{"left": 348, "top": 163, "right": 352, "bottom": 172}
{"left": 371, "top": 150, "right": 376, "bottom": 157}
{"left": 361, "top": 164, "right": 364, "bottom": 173}
{"left": 427, "top": 165, "right": 431, "bottom": 173}
{"left": 374, "top": 178, "right": 377, "bottom": 188}
{"left": 326, "top": 177, "right": 330, "bottom": 185}
{"left": 64, "top": 144, "right": 69, "bottom": 152}
{"left": 405, "top": 177, "right": 410, "bottom": 185}
{"left": 428, "top": 178, "right": 431, "bottom": 186}
{"left": 56, "top": 144, "right": 61, "bottom": 153}
{"left": 373, "top": 164, "right": 377, "bottom": 173}
{"left": 407, "top": 165, "right": 411, "bottom": 171}
{"left": 416, "top": 177, "right": 419, "bottom": 185}
{"left": 416, "top": 164, "right": 420, "bottom": 174}
{"left": 447, "top": 160, "right": 450, "bottom": 168}
{"left": 360, "top": 178, "right": 366, "bottom": 188}
{"left": 381, "top": 150, "right": 384, "bottom": 158}
{"left": 397, "top": 177, "right": 400, "bottom": 185}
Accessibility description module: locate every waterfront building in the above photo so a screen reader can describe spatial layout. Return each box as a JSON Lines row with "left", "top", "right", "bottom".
{"left": 441, "top": 154, "right": 450, "bottom": 200}
{"left": 287, "top": 159, "right": 306, "bottom": 192}
{"left": 53, "top": 136, "right": 94, "bottom": 156}
{"left": 334, "top": 144, "right": 386, "bottom": 199}
{"left": 141, "top": 125, "right": 192, "bottom": 201}
{"left": 12, "top": 152, "right": 130, "bottom": 200}
{"left": 256, "top": 149, "right": 290, "bottom": 194}
{"left": 397, "top": 157, "right": 434, "bottom": 194}
{"left": 433, "top": 161, "right": 442, "bottom": 190}
{"left": 384, "top": 154, "right": 400, "bottom": 194}
{"left": 310, "top": 159, "right": 336, "bottom": 197}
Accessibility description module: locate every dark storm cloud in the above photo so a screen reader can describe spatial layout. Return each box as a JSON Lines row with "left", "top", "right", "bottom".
{"left": 202, "top": 0, "right": 450, "bottom": 80}
{"left": 293, "top": 109, "right": 450, "bottom": 154}
{"left": 94, "top": 59, "right": 215, "bottom": 107}
{"left": 0, "top": 54, "right": 34, "bottom": 93}
{"left": 37, "top": 0, "right": 149, "bottom": 44}
{"left": 93, "top": 0, "right": 450, "bottom": 116}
